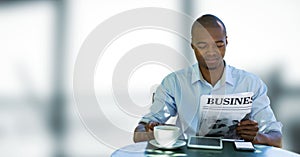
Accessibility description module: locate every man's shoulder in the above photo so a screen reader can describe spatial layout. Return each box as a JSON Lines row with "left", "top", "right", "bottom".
{"left": 228, "top": 65, "right": 262, "bottom": 82}
{"left": 162, "top": 64, "right": 196, "bottom": 82}
{"left": 167, "top": 64, "right": 196, "bottom": 77}
{"left": 175, "top": 64, "right": 196, "bottom": 74}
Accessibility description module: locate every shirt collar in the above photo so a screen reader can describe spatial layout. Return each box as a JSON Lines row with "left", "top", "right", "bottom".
{"left": 191, "top": 61, "right": 234, "bottom": 86}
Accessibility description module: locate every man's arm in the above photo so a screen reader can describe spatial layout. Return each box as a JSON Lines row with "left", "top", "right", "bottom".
{"left": 253, "top": 130, "right": 282, "bottom": 148}
{"left": 133, "top": 74, "right": 178, "bottom": 142}
{"left": 236, "top": 120, "right": 282, "bottom": 148}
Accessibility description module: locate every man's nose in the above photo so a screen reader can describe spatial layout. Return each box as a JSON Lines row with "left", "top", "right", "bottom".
{"left": 207, "top": 43, "right": 218, "bottom": 50}
{"left": 205, "top": 43, "right": 218, "bottom": 53}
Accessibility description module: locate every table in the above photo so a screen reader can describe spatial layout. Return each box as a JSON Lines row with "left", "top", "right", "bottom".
{"left": 111, "top": 140, "right": 300, "bottom": 157}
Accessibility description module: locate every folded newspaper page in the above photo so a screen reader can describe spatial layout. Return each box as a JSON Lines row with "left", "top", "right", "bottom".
{"left": 197, "top": 92, "right": 253, "bottom": 139}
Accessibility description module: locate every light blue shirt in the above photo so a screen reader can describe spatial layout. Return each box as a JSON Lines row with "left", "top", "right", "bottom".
{"left": 141, "top": 63, "right": 282, "bottom": 138}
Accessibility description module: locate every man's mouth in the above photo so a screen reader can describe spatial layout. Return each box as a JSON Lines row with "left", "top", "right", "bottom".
{"left": 205, "top": 57, "right": 219, "bottom": 64}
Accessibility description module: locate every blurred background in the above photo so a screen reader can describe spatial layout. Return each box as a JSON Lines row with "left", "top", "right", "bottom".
{"left": 0, "top": 0, "right": 300, "bottom": 157}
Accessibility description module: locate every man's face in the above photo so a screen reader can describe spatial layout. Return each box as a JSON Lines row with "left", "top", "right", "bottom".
{"left": 191, "top": 25, "right": 227, "bottom": 70}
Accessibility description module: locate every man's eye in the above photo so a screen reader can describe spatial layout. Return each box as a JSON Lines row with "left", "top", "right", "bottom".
{"left": 197, "top": 44, "right": 208, "bottom": 49}
{"left": 216, "top": 42, "right": 225, "bottom": 47}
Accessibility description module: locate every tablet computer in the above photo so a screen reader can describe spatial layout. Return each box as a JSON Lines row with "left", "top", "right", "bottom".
{"left": 187, "top": 136, "right": 223, "bottom": 149}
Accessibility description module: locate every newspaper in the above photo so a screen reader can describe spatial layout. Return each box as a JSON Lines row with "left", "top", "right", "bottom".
{"left": 197, "top": 92, "right": 253, "bottom": 139}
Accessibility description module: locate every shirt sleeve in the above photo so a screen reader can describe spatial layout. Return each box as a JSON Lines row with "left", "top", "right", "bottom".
{"left": 251, "top": 79, "right": 283, "bottom": 134}
{"left": 140, "top": 73, "right": 178, "bottom": 124}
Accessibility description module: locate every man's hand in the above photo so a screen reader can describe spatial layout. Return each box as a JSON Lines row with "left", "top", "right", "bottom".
{"left": 236, "top": 120, "right": 282, "bottom": 147}
{"left": 133, "top": 121, "right": 161, "bottom": 143}
{"left": 236, "top": 120, "right": 259, "bottom": 142}
{"left": 145, "top": 121, "right": 160, "bottom": 132}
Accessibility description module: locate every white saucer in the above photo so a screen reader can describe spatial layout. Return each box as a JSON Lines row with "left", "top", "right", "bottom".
{"left": 149, "top": 140, "right": 186, "bottom": 149}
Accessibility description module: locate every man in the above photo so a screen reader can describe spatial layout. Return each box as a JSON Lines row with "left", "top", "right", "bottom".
{"left": 133, "top": 14, "right": 282, "bottom": 147}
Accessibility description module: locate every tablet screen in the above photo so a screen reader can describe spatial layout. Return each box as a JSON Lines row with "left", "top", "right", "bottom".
{"left": 189, "top": 137, "right": 221, "bottom": 146}
{"left": 187, "top": 136, "right": 223, "bottom": 149}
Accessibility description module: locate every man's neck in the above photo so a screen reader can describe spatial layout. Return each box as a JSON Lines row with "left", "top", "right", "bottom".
{"left": 199, "top": 63, "right": 225, "bottom": 86}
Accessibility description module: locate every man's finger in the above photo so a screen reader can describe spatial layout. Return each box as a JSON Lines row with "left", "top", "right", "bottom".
{"left": 237, "top": 129, "right": 258, "bottom": 136}
{"left": 240, "top": 134, "right": 256, "bottom": 142}
{"left": 146, "top": 122, "right": 160, "bottom": 132}
{"left": 239, "top": 120, "right": 258, "bottom": 126}
{"left": 236, "top": 125, "right": 259, "bottom": 132}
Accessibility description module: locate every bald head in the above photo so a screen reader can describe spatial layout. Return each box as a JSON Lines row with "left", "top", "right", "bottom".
{"left": 191, "top": 14, "right": 227, "bottom": 37}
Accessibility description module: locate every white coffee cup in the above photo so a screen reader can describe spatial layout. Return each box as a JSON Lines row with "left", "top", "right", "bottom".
{"left": 153, "top": 125, "right": 180, "bottom": 147}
